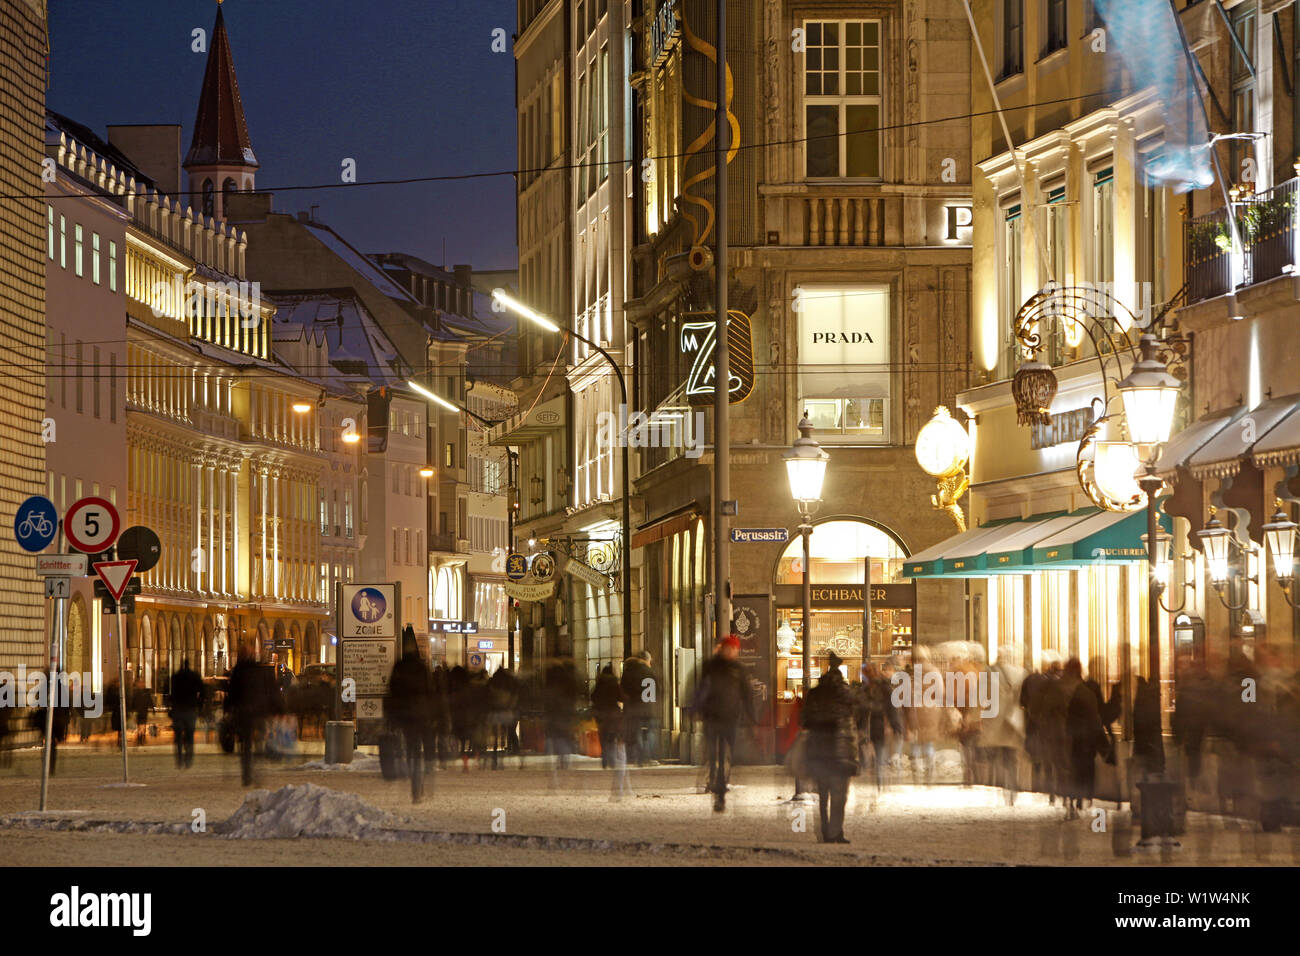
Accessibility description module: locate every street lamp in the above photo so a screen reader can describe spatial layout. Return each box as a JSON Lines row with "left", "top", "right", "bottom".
{"left": 784, "top": 413, "right": 828, "bottom": 699}
{"left": 1263, "top": 502, "right": 1299, "bottom": 604}
{"left": 1195, "top": 509, "right": 1254, "bottom": 611}
{"left": 491, "top": 290, "right": 634, "bottom": 660}
{"left": 1115, "top": 334, "right": 1182, "bottom": 689}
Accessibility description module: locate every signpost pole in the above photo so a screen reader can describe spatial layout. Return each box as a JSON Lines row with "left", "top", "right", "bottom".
{"left": 863, "top": 557, "right": 873, "bottom": 662}
{"left": 39, "top": 520, "right": 71, "bottom": 811}
{"left": 115, "top": 586, "right": 129, "bottom": 784}
{"left": 712, "top": 0, "right": 731, "bottom": 651}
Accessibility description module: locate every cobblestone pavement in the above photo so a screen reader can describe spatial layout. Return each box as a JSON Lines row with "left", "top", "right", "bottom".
{"left": 1, "top": 743, "right": 1295, "bottom": 866}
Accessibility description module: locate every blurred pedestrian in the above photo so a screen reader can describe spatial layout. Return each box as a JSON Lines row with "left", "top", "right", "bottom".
{"left": 543, "top": 660, "right": 580, "bottom": 781}
{"left": 131, "top": 676, "right": 151, "bottom": 746}
{"left": 385, "top": 625, "right": 434, "bottom": 802}
{"left": 694, "top": 635, "right": 754, "bottom": 812}
{"left": 486, "top": 666, "right": 520, "bottom": 770}
{"left": 803, "top": 652, "right": 858, "bottom": 842}
{"left": 591, "top": 663, "right": 625, "bottom": 769}
{"left": 982, "top": 647, "right": 1026, "bottom": 804}
{"left": 621, "top": 650, "right": 659, "bottom": 766}
{"left": 428, "top": 662, "right": 451, "bottom": 771}
{"left": 169, "top": 658, "right": 202, "bottom": 769}
{"left": 907, "top": 646, "right": 944, "bottom": 785}
{"left": 1062, "top": 657, "right": 1110, "bottom": 819}
{"left": 226, "top": 646, "right": 275, "bottom": 786}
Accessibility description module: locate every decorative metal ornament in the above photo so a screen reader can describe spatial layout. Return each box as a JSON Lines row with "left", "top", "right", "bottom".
{"left": 1075, "top": 400, "right": 1144, "bottom": 513}
{"left": 1012, "top": 359, "right": 1058, "bottom": 426}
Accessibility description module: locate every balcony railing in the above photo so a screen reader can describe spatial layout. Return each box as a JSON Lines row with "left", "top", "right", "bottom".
{"left": 1185, "top": 177, "right": 1300, "bottom": 303}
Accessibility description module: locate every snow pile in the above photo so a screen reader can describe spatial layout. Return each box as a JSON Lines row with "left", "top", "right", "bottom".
{"left": 295, "top": 754, "right": 382, "bottom": 773}
{"left": 216, "top": 783, "right": 396, "bottom": 840}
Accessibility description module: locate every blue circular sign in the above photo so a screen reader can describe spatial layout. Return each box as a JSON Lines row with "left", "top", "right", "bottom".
{"left": 14, "top": 495, "right": 58, "bottom": 553}
{"left": 350, "top": 587, "right": 388, "bottom": 624}
{"left": 505, "top": 552, "right": 529, "bottom": 581}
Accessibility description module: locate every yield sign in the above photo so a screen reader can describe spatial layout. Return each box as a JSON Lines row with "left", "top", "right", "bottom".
{"left": 93, "top": 559, "right": 137, "bottom": 601}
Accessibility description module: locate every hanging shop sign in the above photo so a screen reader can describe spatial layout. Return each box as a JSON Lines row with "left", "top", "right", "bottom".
{"left": 679, "top": 311, "right": 755, "bottom": 407}
{"left": 504, "top": 579, "right": 554, "bottom": 602}
{"left": 773, "top": 583, "right": 915, "bottom": 609}
{"left": 559, "top": 553, "right": 613, "bottom": 590}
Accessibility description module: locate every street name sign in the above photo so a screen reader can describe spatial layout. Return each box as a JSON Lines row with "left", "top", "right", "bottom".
{"left": 731, "top": 528, "right": 790, "bottom": 544}
{"left": 36, "top": 553, "right": 88, "bottom": 576}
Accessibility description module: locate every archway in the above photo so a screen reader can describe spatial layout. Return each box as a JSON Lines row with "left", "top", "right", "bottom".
{"left": 66, "top": 596, "right": 89, "bottom": 677}
{"left": 770, "top": 517, "right": 914, "bottom": 719}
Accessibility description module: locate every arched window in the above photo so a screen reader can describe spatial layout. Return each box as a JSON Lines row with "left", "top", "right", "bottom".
{"left": 222, "top": 178, "right": 238, "bottom": 216}
{"left": 201, "top": 179, "right": 214, "bottom": 219}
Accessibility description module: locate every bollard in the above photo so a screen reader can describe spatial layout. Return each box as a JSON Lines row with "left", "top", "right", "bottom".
{"left": 325, "top": 720, "right": 355, "bottom": 765}
{"left": 1137, "top": 779, "right": 1180, "bottom": 844}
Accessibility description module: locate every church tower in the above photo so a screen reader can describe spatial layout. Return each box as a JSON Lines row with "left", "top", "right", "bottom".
{"left": 184, "top": 1, "right": 258, "bottom": 221}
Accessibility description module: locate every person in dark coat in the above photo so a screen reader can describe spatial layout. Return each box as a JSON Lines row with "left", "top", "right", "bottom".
{"left": 428, "top": 663, "right": 452, "bottom": 770}
{"left": 225, "top": 646, "right": 275, "bottom": 786}
{"left": 694, "top": 635, "right": 755, "bottom": 812}
{"left": 590, "top": 664, "right": 626, "bottom": 769}
{"left": 1062, "top": 658, "right": 1110, "bottom": 819}
{"left": 1132, "top": 675, "right": 1165, "bottom": 778}
{"left": 1022, "top": 653, "right": 1067, "bottom": 802}
{"left": 486, "top": 666, "right": 520, "bottom": 770}
{"left": 1172, "top": 659, "right": 1212, "bottom": 784}
{"left": 543, "top": 660, "right": 581, "bottom": 780}
{"left": 385, "top": 626, "right": 434, "bottom": 802}
{"left": 620, "top": 650, "right": 659, "bottom": 766}
{"left": 802, "top": 652, "right": 859, "bottom": 842}
{"left": 169, "top": 659, "right": 203, "bottom": 770}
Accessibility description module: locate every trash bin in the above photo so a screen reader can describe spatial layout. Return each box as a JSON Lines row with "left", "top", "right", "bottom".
{"left": 325, "top": 720, "right": 354, "bottom": 764}
{"left": 1137, "top": 779, "right": 1180, "bottom": 841}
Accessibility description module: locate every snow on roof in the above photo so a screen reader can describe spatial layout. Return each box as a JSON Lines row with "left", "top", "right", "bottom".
{"left": 302, "top": 223, "right": 417, "bottom": 303}
{"left": 272, "top": 292, "right": 406, "bottom": 387}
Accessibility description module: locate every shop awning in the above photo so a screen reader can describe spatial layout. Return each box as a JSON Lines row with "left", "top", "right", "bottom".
{"left": 1188, "top": 394, "right": 1300, "bottom": 479}
{"left": 1153, "top": 406, "right": 1243, "bottom": 477}
{"left": 1252, "top": 398, "right": 1300, "bottom": 467}
{"left": 630, "top": 503, "right": 703, "bottom": 550}
{"left": 485, "top": 394, "right": 566, "bottom": 446}
{"left": 1030, "top": 505, "right": 1169, "bottom": 567}
{"left": 906, "top": 506, "right": 1165, "bottom": 578}
{"left": 903, "top": 520, "right": 1018, "bottom": 577}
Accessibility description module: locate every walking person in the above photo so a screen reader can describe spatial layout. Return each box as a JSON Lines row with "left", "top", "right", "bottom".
{"left": 131, "top": 676, "right": 151, "bottom": 746}
{"left": 620, "top": 650, "right": 658, "bottom": 766}
{"left": 907, "top": 646, "right": 943, "bottom": 785}
{"left": 486, "top": 666, "right": 520, "bottom": 770}
{"left": 543, "top": 660, "right": 580, "bottom": 784}
{"left": 590, "top": 663, "right": 625, "bottom": 769}
{"left": 802, "top": 652, "right": 859, "bottom": 843}
{"left": 982, "top": 646, "right": 1026, "bottom": 804}
{"left": 694, "top": 635, "right": 754, "bottom": 812}
{"left": 169, "top": 658, "right": 203, "bottom": 769}
{"left": 385, "top": 626, "right": 434, "bottom": 802}
{"left": 225, "top": 646, "right": 274, "bottom": 786}
{"left": 1062, "top": 657, "right": 1111, "bottom": 819}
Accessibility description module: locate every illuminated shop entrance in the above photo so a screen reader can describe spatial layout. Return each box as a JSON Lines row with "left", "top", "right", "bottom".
{"left": 772, "top": 519, "right": 914, "bottom": 729}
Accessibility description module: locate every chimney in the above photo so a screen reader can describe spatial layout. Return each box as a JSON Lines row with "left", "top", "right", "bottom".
{"left": 107, "top": 124, "right": 182, "bottom": 196}
{"left": 224, "top": 190, "right": 271, "bottom": 223}
{"left": 453, "top": 264, "right": 472, "bottom": 286}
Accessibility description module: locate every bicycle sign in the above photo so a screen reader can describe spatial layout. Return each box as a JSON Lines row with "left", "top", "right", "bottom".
{"left": 63, "top": 497, "right": 120, "bottom": 554}
{"left": 13, "top": 495, "right": 58, "bottom": 552}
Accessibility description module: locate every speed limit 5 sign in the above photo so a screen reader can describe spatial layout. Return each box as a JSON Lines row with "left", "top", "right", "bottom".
{"left": 63, "top": 497, "right": 120, "bottom": 554}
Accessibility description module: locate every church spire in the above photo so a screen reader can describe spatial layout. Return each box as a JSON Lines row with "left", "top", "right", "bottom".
{"left": 184, "top": 2, "right": 257, "bottom": 171}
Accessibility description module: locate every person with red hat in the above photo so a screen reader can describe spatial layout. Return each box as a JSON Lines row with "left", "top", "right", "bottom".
{"left": 693, "top": 633, "right": 755, "bottom": 811}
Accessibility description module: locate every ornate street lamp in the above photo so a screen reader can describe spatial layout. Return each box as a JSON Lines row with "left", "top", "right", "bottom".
{"left": 1195, "top": 509, "right": 1254, "bottom": 611}
{"left": 1117, "top": 335, "right": 1183, "bottom": 453}
{"left": 784, "top": 414, "right": 828, "bottom": 701}
{"left": 1262, "top": 502, "right": 1300, "bottom": 608}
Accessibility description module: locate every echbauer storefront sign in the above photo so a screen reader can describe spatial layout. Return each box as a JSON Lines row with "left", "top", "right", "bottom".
{"left": 773, "top": 582, "right": 915, "bottom": 608}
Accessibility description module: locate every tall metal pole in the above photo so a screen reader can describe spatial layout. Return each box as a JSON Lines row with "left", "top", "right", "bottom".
{"left": 713, "top": 0, "right": 731, "bottom": 646}
{"left": 801, "top": 520, "right": 811, "bottom": 696}
{"left": 115, "top": 599, "right": 129, "bottom": 783}
{"left": 1140, "top": 474, "right": 1163, "bottom": 686}
{"left": 507, "top": 449, "right": 517, "bottom": 668}
{"left": 39, "top": 590, "right": 66, "bottom": 811}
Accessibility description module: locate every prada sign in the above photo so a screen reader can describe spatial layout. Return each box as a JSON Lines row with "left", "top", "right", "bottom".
{"left": 773, "top": 583, "right": 915, "bottom": 609}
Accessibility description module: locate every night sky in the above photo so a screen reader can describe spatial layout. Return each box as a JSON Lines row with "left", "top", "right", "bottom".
{"left": 47, "top": 0, "right": 520, "bottom": 271}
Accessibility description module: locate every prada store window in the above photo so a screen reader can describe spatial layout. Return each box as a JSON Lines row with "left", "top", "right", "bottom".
{"left": 796, "top": 284, "right": 890, "bottom": 442}
{"left": 774, "top": 520, "right": 910, "bottom": 725}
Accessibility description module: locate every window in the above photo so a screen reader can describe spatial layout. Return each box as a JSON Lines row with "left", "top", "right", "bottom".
{"left": 74, "top": 224, "right": 83, "bottom": 277}
{"left": 1091, "top": 168, "right": 1115, "bottom": 295}
{"left": 1231, "top": 6, "right": 1256, "bottom": 180}
{"left": 1044, "top": 184, "right": 1069, "bottom": 285}
{"left": 109, "top": 241, "right": 116, "bottom": 292}
{"left": 319, "top": 489, "right": 328, "bottom": 535}
{"left": 47, "top": 206, "right": 53, "bottom": 260}
{"left": 393, "top": 529, "right": 401, "bottom": 564}
{"left": 59, "top": 215, "right": 66, "bottom": 269}
{"left": 444, "top": 442, "right": 455, "bottom": 468}
{"left": 1002, "top": 0, "right": 1024, "bottom": 78}
{"left": 1044, "top": 0, "right": 1067, "bottom": 56}
{"left": 202, "top": 179, "right": 214, "bottom": 218}
{"left": 92, "top": 233, "right": 100, "bottom": 284}
{"left": 796, "top": 286, "right": 890, "bottom": 441}
{"left": 803, "top": 21, "right": 881, "bottom": 179}
{"left": 344, "top": 488, "right": 354, "bottom": 537}
{"left": 1001, "top": 203, "right": 1023, "bottom": 377}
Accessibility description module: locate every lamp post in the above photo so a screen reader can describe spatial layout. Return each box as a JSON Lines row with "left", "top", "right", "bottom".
{"left": 1116, "top": 334, "right": 1182, "bottom": 691}
{"left": 487, "top": 292, "right": 634, "bottom": 659}
{"left": 784, "top": 414, "right": 828, "bottom": 697}
{"left": 1263, "top": 503, "right": 1300, "bottom": 607}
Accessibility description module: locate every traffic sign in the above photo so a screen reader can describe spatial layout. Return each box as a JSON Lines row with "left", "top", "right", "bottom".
{"left": 93, "top": 576, "right": 141, "bottom": 599}
{"left": 100, "top": 594, "right": 134, "bottom": 615}
{"left": 505, "top": 552, "right": 528, "bottom": 581}
{"left": 14, "top": 495, "right": 58, "bottom": 552}
{"left": 92, "top": 559, "right": 137, "bottom": 602}
{"left": 44, "top": 577, "right": 70, "bottom": 598}
{"left": 116, "top": 526, "right": 161, "bottom": 574}
{"left": 36, "top": 553, "right": 88, "bottom": 576}
{"left": 64, "top": 497, "right": 120, "bottom": 554}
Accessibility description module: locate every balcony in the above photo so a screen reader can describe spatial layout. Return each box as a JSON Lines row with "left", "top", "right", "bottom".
{"left": 761, "top": 184, "right": 903, "bottom": 247}
{"left": 1185, "top": 178, "right": 1300, "bottom": 304}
